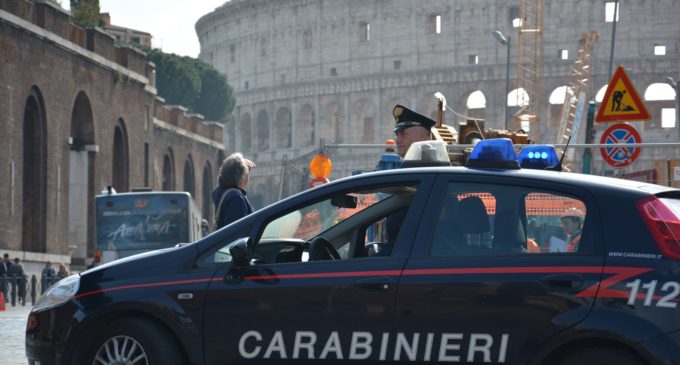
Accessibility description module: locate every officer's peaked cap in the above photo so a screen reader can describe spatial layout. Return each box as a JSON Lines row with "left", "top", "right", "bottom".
{"left": 393, "top": 104, "right": 436, "bottom": 132}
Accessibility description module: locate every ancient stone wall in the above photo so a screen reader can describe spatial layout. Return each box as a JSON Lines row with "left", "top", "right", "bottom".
{"left": 0, "top": 0, "right": 224, "bottom": 267}
{"left": 198, "top": 0, "right": 680, "bottom": 206}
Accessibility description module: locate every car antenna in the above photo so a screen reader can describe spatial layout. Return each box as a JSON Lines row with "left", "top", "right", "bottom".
{"left": 554, "top": 135, "right": 572, "bottom": 172}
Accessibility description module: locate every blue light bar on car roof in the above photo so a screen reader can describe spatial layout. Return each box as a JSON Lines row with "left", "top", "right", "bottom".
{"left": 517, "top": 145, "right": 562, "bottom": 171}
{"left": 465, "top": 138, "right": 520, "bottom": 169}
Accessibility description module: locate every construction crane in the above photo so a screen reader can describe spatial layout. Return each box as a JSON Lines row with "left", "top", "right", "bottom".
{"left": 555, "top": 31, "right": 599, "bottom": 164}
{"left": 514, "top": 0, "right": 544, "bottom": 141}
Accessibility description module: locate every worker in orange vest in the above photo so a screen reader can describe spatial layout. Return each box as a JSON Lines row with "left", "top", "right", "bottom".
{"left": 560, "top": 215, "right": 583, "bottom": 253}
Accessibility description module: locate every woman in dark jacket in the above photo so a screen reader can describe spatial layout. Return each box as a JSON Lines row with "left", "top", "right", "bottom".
{"left": 213, "top": 153, "right": 256, "bottom": 229}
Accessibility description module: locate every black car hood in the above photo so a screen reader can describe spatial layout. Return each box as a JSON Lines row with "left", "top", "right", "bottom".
{"left": 79, "top": 243, "right": 200, "bottom": 284}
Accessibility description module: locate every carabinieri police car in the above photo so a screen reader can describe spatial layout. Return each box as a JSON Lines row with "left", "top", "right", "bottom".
{"left": 26, "top": 139, "right": 680, "bottom": 365}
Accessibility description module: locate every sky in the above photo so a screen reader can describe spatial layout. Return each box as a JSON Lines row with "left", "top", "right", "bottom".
{"left": 63, "top": 0, "right": 228, "bottom": 57}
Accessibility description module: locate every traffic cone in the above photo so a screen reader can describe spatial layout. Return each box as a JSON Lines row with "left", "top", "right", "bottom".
{"left": 0, "top": 292, "right": 5, "bottom": 311}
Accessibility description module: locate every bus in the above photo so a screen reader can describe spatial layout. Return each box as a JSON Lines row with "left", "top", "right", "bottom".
{"left": 95, "top": 191, "right": 203, "bottom": 263}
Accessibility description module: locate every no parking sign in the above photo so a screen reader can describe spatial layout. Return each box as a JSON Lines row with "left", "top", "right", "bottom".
{"left": 600, "top": 123, "right": 642, "bottom": 168}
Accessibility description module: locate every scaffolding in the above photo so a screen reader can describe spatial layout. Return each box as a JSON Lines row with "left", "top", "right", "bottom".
{"left": 555, "top": 31, "right": 599, "bottom": 155}
{"left": 514, "top": 0, "right": 544, "bottom": 140}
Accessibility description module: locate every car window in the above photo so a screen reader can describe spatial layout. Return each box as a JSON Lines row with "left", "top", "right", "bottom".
{"left": 430, "top": 183, "right": 588, "bottom": 257}
{"left": 525, "top": 192, "right": 586, "bottom": 253}
{"left": 254, "top": 184, "right": 418, "bottom": 264}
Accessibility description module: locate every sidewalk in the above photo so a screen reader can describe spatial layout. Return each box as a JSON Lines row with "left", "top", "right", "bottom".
{"left": 0, "top": 303, "right": 32, "bottom": 365}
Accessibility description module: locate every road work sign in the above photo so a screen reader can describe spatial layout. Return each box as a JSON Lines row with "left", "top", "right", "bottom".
{"left": 596, "top": 66, "right": 651, "bottom": 123}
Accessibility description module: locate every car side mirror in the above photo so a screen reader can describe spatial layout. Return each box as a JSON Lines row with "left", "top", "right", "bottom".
{"left": 331, "top": 195, "right": 357, "bottom": 209}
{"left": 229, "top": 237, "right": 250, "bottom": 266}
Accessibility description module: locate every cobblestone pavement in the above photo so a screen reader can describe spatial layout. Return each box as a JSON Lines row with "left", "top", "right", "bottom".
{"left": 0, "top": 303, "right": 31, "bottom": 365}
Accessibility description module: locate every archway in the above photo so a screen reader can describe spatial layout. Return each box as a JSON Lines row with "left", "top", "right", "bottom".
{"left": 644, "top": 83, "right": 675, "bottom": 101}
{"left": 595, "top": 84, "right": 608, "bottom": 103}
{"left": 216, "top": 150, "right": 226, "bottom": 173}
{"left": 549, "top": 86, "right": 573, "bottom": 104}
{"left": 466, "top": 90, "right": 487, "bottom": 120}
{"left": 112, "top": 118, "right": 129, "bottom": 192}
{"left": 225, "top": 120, "right": 236, "bottom": 152}
{"left": 251, "top": 182, "right": 268, "bottom": 209}
{"left": 354, "top": 99, "right": 376, "bottom": 143}
{"left": 69, "top": 91, "right": 96, "bottom": 260}
{"left": 508, "top": 87, "right": 531, "bottom": 107}
{"left": 645, "top": 82, "right": 677, "bottom": 128}
{"left": 162, "top": 148, "right": 175, "bottom": 191}
{"left": 508, "top": 88, "right": 531, "bottom": 129}
{"left": 547, "top": 86, "right": 573, "bottom": 131}
{"left": 22, "top": 87, "right": 47, "bottom": 253}
{"left": 256, "top": 109, "right": 270, "bottom": 150}
{"left": 325, "top": 102, "right": 344, "bottom": 143}
{"left": 183, "top": 154, "right": 195, "bottom": 197}
{"left": 275, "top": 107, "right": 292, "bottom": 148}
{"left": 202, "top": 162, "right": 213, "bottom": 225}
{"left": 240, "top": 113, "right": 252, "bottom": 151}
{"left": 299, "top": 104, "right": 315, "bottom": 146}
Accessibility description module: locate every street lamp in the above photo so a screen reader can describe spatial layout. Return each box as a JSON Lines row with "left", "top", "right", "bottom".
{"left": 491, "top": 30, "right": 511, "bottom": 130}
{"left": 665, "top": 77, "right": 680, "bottom": 138}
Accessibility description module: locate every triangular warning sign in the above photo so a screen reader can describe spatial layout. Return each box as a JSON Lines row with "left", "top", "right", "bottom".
{"left": 596, "top": 66, "right": 651, "bottom": 123}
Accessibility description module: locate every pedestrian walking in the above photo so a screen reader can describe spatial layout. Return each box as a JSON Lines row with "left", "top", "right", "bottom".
{"left": 0, "top": 253, "right": 9, "bottom": 298}
{"left": 56, "top": 263, "right": 69, "bottom": 280}
{"left": 1, "top": 253, "right": 11, "bottom": 276}
{"left": 41, "top": 261, "right": 55, "bottom": 278}
{"left": 41, "top": 261, "right": 57, "bottom": 290}
{"left": 212, "top": 153, "right": 255, "bottom": 230}
{"left": 0, "top": 252, "right": 9, "bottom": 277}
{"left": 8, "top": 258, "right": 24, "bottom": 277}
{"left": 8, "top": 258, "right": 25, "bottom": 304}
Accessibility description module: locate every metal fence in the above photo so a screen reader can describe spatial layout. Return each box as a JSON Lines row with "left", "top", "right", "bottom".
{"left": 520, "top": 142, "right": 680, "bottom": 188}
{"left": 1, "top": 274, "right": 63, "bottom": 307}
{"left": 278, "top": 149, "right": 320, "bottom": 200}
{"left": 276, "top": 141, "right": 680, "bottom": 202}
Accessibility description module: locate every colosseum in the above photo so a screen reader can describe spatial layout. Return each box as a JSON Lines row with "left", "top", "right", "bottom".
{"left": 197, "top": 0, "right": 680, "bottom": 207}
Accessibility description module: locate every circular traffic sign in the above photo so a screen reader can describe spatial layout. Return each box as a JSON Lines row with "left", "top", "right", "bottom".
{"left": 599, "top": 123, "right": 642, "bottom": 168}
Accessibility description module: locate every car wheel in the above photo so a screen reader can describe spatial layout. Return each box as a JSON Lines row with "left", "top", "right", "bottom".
{"left": 88, "top": 318, "right": 182, "bottom": 365}
{"left": 557, "top": 347, "right": 644, "bottom": 365}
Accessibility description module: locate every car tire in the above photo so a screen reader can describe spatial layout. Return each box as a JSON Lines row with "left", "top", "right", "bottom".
{"left": 86, "top": 318, "right": 183, "bottom": 365}
{"left": 557, "top": 347, "right": 644, "bottom": 365}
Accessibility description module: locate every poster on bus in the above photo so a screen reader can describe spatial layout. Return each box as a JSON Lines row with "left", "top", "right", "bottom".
{"left": 96, "top": 194, "right": 189, "bottom": 258}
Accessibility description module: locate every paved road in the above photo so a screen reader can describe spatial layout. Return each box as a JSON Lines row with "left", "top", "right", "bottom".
{"left": 0, "top": 303, "right": 31, "bottom": 365}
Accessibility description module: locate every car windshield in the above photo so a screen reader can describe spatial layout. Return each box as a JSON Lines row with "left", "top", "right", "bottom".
{"left": 262, "top": 187, "right": 401, "bottom": 241}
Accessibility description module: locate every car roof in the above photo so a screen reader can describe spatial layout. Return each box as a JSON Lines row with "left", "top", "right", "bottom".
{"left": 340, "top": 166, "right": 678, "bottom": 196}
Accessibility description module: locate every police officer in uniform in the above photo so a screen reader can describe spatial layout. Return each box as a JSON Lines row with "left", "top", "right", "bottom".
{"left": 383, "top": 105, "right": 437, "bottom": 250}
{"left": 392, "top": 104, "right": 436, "bottom": 158}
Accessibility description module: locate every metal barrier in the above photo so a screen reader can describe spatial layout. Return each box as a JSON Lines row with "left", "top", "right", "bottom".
{"left": 0, "top": 274, "right": 63, "bottom": 307}
{"left": 321, "top": 141, "right": 680, "bottom": 186}
{"left": 270, "top": 141, "right": 680, "bottom": 208}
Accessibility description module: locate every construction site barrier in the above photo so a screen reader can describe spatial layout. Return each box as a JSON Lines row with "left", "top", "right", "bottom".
{"left": 277, "top": 141, "right": 680, "bottom": 202}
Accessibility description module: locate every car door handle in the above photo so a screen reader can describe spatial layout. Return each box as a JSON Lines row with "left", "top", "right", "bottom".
{"left": 540, "top": 274, "right": 584, "bottom": 290}
{"left": 354, "top": 276, "right": 392, "bottom": 291}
